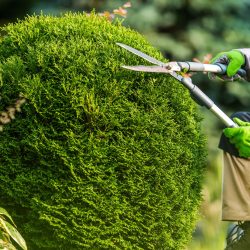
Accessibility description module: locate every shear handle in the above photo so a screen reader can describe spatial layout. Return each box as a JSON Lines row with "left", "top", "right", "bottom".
{"left": 177, "top": 62, "right": 246, "bottom": 77}
{"left": 213, "top": 63, "right": 246, "bottom": 78}
{"left": 180, "top": 77, "right": 238, "bottom": 128}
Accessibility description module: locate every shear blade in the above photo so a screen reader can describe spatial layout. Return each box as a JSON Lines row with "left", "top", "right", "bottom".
{"left": 117, "top": 43, "right": 166, "bottom": 66}
{"left": 122, "top": 65, "right": 172, "bottom": 73}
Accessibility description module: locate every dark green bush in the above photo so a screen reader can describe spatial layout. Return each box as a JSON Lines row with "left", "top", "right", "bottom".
{"left": 0, "top": 13, "right": 206, "bottom": 249}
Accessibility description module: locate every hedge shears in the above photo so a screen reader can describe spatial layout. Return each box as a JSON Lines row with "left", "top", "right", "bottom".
{"left": 117, "top": 43, "right": 247, "bottom": 128}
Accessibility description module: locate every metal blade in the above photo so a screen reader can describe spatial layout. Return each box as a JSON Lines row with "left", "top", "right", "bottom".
{"left": 122, "top": 65, "right": 171, "bottom": 73}
{"left": 117, "top": 43, "right": 166, "bottom": 66}
{"left": 122, "top": 65, "right": 184, "bottom": 82}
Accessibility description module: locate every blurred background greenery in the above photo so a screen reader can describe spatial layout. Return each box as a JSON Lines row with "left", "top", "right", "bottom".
{"left": 1, "top": 1, "right": 250, "bottom": 249}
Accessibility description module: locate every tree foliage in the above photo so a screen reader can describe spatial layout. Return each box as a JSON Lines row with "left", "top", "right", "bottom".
{"left": 0, "top": 13, "right": 206, "bottom": 249}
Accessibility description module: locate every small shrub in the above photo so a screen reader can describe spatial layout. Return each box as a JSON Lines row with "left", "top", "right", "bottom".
{"left": 0, "top": 13, "right": 206, "bottom": 249}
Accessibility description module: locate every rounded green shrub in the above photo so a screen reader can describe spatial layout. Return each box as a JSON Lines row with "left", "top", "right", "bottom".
{"left": 0, "top": 13, "right": 206, "bottom": 249}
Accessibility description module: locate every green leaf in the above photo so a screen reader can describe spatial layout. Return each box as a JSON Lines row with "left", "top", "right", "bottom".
{"left": 0, "top": 238, "right": 16, "bottom": 250}
{"left": 0, "top": 207, "right": 15, "bottom": 226}
{"left": 1, "top": 219, "right": 27, "bottom": 250}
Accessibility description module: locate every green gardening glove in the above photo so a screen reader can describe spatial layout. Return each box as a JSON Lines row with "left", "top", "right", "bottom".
{"left": 224, "top": 118, "right": 250, "bottom": 158}
{"left": 210, "top": 50, "right": 245, "bottom": 81}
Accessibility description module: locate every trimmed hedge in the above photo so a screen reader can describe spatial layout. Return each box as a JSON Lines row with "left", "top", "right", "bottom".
{"left": 0, "top": 13, "right": 206, "bottom": 249}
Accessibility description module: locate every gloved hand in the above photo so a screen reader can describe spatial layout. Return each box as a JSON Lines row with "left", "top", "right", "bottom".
{"left": 224, "top": 117, "right": 250, "bottom": 158}
{"left": 210, "top": 50, "right": 245, "bottom": 81}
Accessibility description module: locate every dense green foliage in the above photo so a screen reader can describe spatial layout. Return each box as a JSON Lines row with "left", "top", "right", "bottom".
{"left": 0, "top": 13, "right": 206, "bottom": 249}
{"left": 0, "top": 1, "right": 248, "bottom": 249}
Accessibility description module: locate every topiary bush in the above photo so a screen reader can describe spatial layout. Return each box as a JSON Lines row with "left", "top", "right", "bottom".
{"left": 0, "top": 13, "right": 206, "bottom": 249}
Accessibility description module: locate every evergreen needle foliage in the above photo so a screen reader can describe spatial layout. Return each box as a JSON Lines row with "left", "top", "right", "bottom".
{"left": 0, "top": 13, "right": 206, "bottom": 249}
